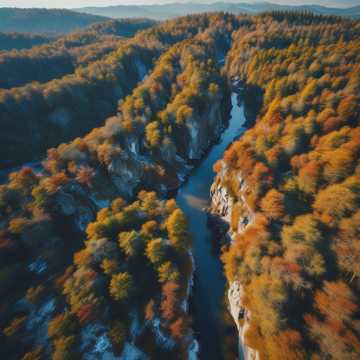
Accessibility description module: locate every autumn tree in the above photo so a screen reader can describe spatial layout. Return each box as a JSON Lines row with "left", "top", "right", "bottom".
{"left": 166, "top": 209, "right": 191, "bottom": 250}
{"left": 109, "top": 272, "right": 133, "bottom": 301}
{"left": 146, "top": 238, "right": 166, "bottom": 264}
{"left": 260, "top": 189, "right": 285, "bottom": 220}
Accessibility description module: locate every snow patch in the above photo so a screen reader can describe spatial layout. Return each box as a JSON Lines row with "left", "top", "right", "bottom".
{"left": 94, "top": 333, "right": 112, "bottom": 353}
{"left": 151, "top": 317, "right": 175, "bottom": 349}
{"left": 81, "top": 323, "right": 120, "bottom": 360}
{"left": 26, "top": 298, "right": 56, "bottom": 347}
{"left": 28, "top": 258, "right": 48, "bottom": 274}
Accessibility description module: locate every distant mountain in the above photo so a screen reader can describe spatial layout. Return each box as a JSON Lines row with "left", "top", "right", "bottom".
{"left": 85, "top": 18, "right": 157, "bottom": 37}
{"left": 0, "top": 8, "right": 109, "bottom": 34}
{"left": 75, "top": 2, "right": 360, "bottom": 20}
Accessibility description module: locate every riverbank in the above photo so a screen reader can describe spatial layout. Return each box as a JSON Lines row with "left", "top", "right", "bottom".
{"left": 176, "top": 92, "right": 247, "bottom": 359}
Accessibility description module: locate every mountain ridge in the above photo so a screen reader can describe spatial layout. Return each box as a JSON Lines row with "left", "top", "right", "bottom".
{"left": 73, "top": 1, "right": 360, "bottom": 20}
{"left": 0, "top": 8, "right": 109, "bottom": 34}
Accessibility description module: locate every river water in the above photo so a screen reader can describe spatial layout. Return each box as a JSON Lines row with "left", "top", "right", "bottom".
{"left": 176, "top": 93, "right": 247, "bottom": 359}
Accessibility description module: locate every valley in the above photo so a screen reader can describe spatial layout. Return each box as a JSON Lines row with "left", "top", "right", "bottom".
{"left": 0, "top": 8, "right": 359, "bottom": 360}
{"left": 176, "top": 92, "right": 247, "bottom": 359}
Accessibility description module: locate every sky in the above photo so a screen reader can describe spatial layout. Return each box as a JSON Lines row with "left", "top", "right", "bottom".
{"left": 0, "top": 0, "right": 356, "bottom": 8}
{"left": 1, "top": 0, "right": 161, "bottom": 7}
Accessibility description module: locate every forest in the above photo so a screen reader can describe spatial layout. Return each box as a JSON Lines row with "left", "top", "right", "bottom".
{"left": 215, "top": 11, "right": 360, "bottom": 360}
{"left": 0, "top": 8, "right": 359, "bottom": 360}
{"left": 0, "top": 32, "right": 53, "bottom": 51}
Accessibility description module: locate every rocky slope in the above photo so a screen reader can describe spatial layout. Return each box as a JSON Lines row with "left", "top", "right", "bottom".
{"left": 210, "top": 165, "right": 259, "bottom": 360}
{"left": 209, "top": 92, "right": 259, "bottom": 360}
{"left": 56, "top": 94, "right": 229, "bottom": 233}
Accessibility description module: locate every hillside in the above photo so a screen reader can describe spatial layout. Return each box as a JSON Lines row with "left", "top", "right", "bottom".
{"left": 0, "top": 8, "right": 108, "bottom": 34}
{"left": 76, "top": 2, "right": 360, "bottom": 20}
{"left": 0, "top": 9, "right": 359, "bottom": 360}
{"left": 212, "top": 12, "right": 360, "bottom": 359}
{"left": 0, "top": 32, "right": 54, "bottom": 51}
{"left": 0, "top": 19, "right": 158, "bottom": 167}
{"left": 0, "top": 18, "right": 156, "bottom": 89}
{"left": 0, "top": 13, "right": 240, "bottom": 359}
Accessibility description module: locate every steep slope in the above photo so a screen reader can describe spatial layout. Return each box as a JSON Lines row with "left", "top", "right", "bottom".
{"left": 0, "top": 19, "right": 156, "bottom": 89}
{"left": 1, "top": 10, "right": 359, "bottom": 360}
{"left": 0, "top": 16, "right": 210, "bottom": 168}
{"left": 0, "top": 13, "right": 240, "bottom": 359}
{"left": 212, "top": 13, "right": 360, "bottom": 360}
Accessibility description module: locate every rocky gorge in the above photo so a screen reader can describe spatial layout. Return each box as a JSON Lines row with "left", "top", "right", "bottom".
{"left": 209, "top": 88, "right": 260, "bottom": 360}
{"left": 210, "top": 169, "right": 259, "bottom": 360}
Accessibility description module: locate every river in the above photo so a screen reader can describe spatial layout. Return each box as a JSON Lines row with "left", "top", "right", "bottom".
{"left": 176, "top": 92, "right": 247, "bottom": 359}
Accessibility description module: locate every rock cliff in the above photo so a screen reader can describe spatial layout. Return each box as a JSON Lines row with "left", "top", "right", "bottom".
{"left": 210, "top": 163, "right": 259, "bottom": 360}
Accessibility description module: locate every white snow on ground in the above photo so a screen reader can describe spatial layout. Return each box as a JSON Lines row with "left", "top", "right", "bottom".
{"left": 81, "top": 320, "right": 150, "bottom": 360}
{"left": 81, "top": 322, "right": 106, "bottom": 351}
{"left": 151, "top": 318, "right": 175, "bottom": 349}
{"left": 94, "top": 333, "right": 112, "bottom": 353}
{"left": 81, "top": 323, "right": 119, "bottom": 360}
{"left": 26, "top": 298, "right": 56, "bottom": 347}
{"left": 28, "top": 258, "right": 48, "bottom": 274}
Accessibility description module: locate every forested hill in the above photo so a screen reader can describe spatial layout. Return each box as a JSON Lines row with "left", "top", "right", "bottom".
{"left": 76, "top": 2, "right": 360, "bottom": 20}
{"left": 0, "top": 18, "right": 158, "bottom": 167}
{"left": 0, "top": 32, "right": 54, "bottom": 51}
{"left": 0, "top": 18, "right": 157, "bottom": 89}
{"left": 0, "top": 13, "right": 239, "bottom": 359}
{"left": 213, "top": 11, "right": 360, "bottom": 359}
{"left": 0, "top": 8, "right": 108, "bottom": 34}
{"left": 0, "top": 10, "right": 359, "bottom": 360}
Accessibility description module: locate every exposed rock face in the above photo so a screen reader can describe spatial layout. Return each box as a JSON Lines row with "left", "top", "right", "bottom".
{"left": 108, "top": 152, "right": 144, "bottom": 199}
{"left": 160, "top": 137, "right": 177, "bottom": 164}
{"left": 186, "top": 102, "right": 224, "bottom": 160}
{"left": 48, "top": 88, "right": 230, "bottom": 242}
{"left": 135, "top": 59, "right": 148, "bottom": 81}
{"left": 210, "top": 165, "right": 259, "bottom": 360}
{"left": 124, "top": 135, "right": 141, "bottom": 156}
{"left": 105, "top": 97, "right": 228, "bottom": 200}
{"left": 55, "top": 182, "right": 96, "bottom": 231}
{"left": 228, "top": 281, "right": 259, "bottom": 360}
{"left": 210, "top": 180, "right": 233, "bottom": 223}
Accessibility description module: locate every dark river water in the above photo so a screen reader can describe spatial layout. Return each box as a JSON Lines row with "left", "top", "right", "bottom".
{"left": 176, "top": 93, "right": 247, "bottom": 360}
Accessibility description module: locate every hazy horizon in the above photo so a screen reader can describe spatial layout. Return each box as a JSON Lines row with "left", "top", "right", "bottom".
{"left": 0, "top": 0, "right": 358, "bottom": 9}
